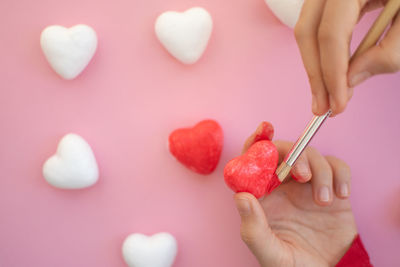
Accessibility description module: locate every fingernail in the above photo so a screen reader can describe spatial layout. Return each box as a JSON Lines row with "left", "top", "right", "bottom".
{"left": 339, "top": 183, "right": 349, "bottom": 197}
{"left": 318, "top": 186, "right": 331, "bottom": 202}
{"left": 349, "top": 71, "right": 371, "bottom": 87}
{"left": 235, "top": 198, "right": 251, "bottom": 216}
{"left": 312, "top": 95, "right": 318, "bottom": 113}
{"left": 295, "top": 162, "right": 310, "bottom": 180}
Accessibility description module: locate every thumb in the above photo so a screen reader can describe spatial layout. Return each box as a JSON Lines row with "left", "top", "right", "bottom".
{"left": 348, "top": 19, "right": 400, "bottom": 88}
{"left": 234, "top": 193, "right": 282, "bottom": 266}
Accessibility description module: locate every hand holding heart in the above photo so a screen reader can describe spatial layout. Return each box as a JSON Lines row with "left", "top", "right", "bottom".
{"left": 224, "top": 122, "right": 280, "bottom": 198}
{"left": 233, "top": 139, "right": 357, "bottom": 267}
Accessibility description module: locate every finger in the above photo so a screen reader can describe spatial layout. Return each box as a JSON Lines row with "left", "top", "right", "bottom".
{"left": 348, "top": 14, "right": 400, "bottom": 87}
{"left": 318, "top": 0, "right": 369, "bottom": 115}
{"left": 361, "top": 0, "right": 386, "bottom": 15}
{"left": 242, "top": 122, "right": 274, "bottom": 154}
{"left": 273, "top": 140, "right": 293, "bottom": 163}
{"left": 307, "top": 147, "right": 334, "bottom": 206}
{"left": 273, "top": 140, "right": 312, "bottom": 182}
{"left": 348, "top": 87, "right": 354, "bottom": 102}
{"left": 295, "top": 0, "right": 329, "bottom": 115}
{"left": 290, "top": 153, "right": 312, "bottom": 183}
{"left": 325, "top": 156, "right": 351, "bottom": 199}
{"left": 234, "top": 193, "right": 282, "bottom": 266}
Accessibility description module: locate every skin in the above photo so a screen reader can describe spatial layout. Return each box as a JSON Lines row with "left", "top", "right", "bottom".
{"left": 295, "top": 0, "right": 400, "bottom": 116}
{"left": 234, "top": 128, "right": 357, "bottom": 266}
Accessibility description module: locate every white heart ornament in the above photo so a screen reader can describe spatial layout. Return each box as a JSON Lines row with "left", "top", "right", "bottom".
{"left": 264, "top": 0, "right": 304, "bottom": 28}
{"left": 122, "top": 233, "right": 177, "bottom": 267}
{"left": 43, "top": 134, "right": 99, "bottom": 189}
{"left": 155, "top": 7, "right": 213, "bottom": 64}
{"left": 40, "top": 24, "right": 97, "bottom": 79}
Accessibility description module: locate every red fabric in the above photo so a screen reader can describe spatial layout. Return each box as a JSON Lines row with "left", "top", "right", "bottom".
{"left": 336, "top": 235, "right": 373, "bottom": 267}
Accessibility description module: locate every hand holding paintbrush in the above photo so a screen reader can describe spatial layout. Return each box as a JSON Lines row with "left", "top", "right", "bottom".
{"left": 224, "top": 0, "right": 400, "bottom": 199}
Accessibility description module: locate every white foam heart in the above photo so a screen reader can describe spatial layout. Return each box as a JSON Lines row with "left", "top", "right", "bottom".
{"left": 264, "top": 0, "right": 304, "bottom": 28}
{"left": 43, "top": 134, "right": 99, "bottom": 189}
{"left": 122, "top": 233, "right": 177, "bottom": 267}
{"left": 40, "top": 24, "right": 97, "bottom": 79}
{"left": 155, "top": 7, "right": 213, "bottom": 64}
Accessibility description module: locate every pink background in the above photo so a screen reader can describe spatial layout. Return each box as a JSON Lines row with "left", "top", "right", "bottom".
{"left": 1, "top": 0, "right": 399, "bottom": 266}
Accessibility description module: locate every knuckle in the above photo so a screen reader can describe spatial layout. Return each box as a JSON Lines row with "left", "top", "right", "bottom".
{"left": 317, "top": 26, "right": 335, "bottom": 44}
{"left": 320, "top": 165, "right": 333, "bottom": 180}
{"left": 381, "top": 46, "right": 400, "bottom": 72}
{"left": 326, "top": 156, "right": 352, "bottom": 180}
{"left": 308, "top": 72, "right": 322, "bottom": 85}
{"left": 305, "top": 146, "right": 318, "bottom": 156}
{"left": 294, "top": 22, "right": 313, "bottom": 43}
{"left": 308, "top": 73, "right": 325, "bottom": 94}
{"left": 337, "top": 161, "right": 351, "bottom": 180}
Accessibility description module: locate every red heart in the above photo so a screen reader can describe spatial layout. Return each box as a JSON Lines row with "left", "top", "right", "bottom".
{"left": 242, "top": 121, "right": 274, "bottom": 153}
{"left": 224, "top": 140, "right": 280, "bottom": 198}
{"left": 169, "top": 120, "right": 223, "bottom": 175}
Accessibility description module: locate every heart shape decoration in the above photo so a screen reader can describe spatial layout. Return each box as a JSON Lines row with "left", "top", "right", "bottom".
{"left": 242, "top": 121, "right": 275, "bottom": 154}
{"left": 169, "top": 119, "right": 223, "bottom": 175}
{"left": 155, "top": 7, "right": 213, "bottom": 64}
{"left": 40, "top": 24, "right": 97, "bottom": 79}
{"left": 122, "top": 232, "right": 177, "bottom": 267}
{"left": 264, "top": 0, "right": 304, "bottom": 28}
{"left": 224, "top": 140, "right": 279, "bottom": 198}
{"left": 43, "top": 134, "right": 99, "bottom": 189}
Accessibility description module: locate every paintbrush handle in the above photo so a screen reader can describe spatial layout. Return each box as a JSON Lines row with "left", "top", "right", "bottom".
{"left": 276, "top": 0, "right": 400, "bottom": 182}
{"left": 352, "top": 0, "right": 400, "bottom": 60}
{"left": 276, "top": 110, "right": 331, "bottom": 181}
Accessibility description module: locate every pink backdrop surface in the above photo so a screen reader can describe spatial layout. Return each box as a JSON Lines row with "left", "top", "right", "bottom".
{"left": 1, "top": 0, "right": 399, "bottom": 266}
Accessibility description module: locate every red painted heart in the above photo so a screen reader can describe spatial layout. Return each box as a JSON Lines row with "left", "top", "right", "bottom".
{"left": 224, "top": 122, "right": 280, "bottom": 198}
{"left": 169, "top": 120, "right": 223, "bottom": 175}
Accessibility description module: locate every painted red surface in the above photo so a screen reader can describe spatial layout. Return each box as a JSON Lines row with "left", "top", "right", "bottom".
{"left": 169, "top": 120, "right": 223, "bottom": 175}
{"left": 224, "top": 140, "right": 279, "bottom": 198}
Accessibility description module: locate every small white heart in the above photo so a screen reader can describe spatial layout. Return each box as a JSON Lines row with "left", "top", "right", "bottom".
{"left": 40, "top": 24, "right": 98, "bottom": 79}
{"left": 122, "top": 233, "right": 177, "bottom": 267}
{"left": 264, "top": 0, "right": 304, "bottom": 28}
{"left": 43, "top": 134, "right": 99, "bottom": 189}
{"left": 155, "top": 7, "right": 213, "bottom": 64}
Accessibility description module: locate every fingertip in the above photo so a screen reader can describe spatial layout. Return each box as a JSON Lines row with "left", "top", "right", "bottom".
{"left": 234, "top": 192, "right": 256, "bottom": 201}
{"left": 291, "top": 163, "right": 311, "bottom": 183}
{"left": 325, "top": 155, "right": 352, "bottom": 200}
{"left": 315, "top": 185, "right": 334, "bottom": 206}
{"left": 315, "top": 199, "right": 333, "bottom": 207}
{"left": 314, "top": 198, "right": 333, "bottom": 207}
{"left": 335, "top": 182, "right": 351, "bottom": 199}
{"left": 329, "top": 95, "right": 347, "bottom": 115}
